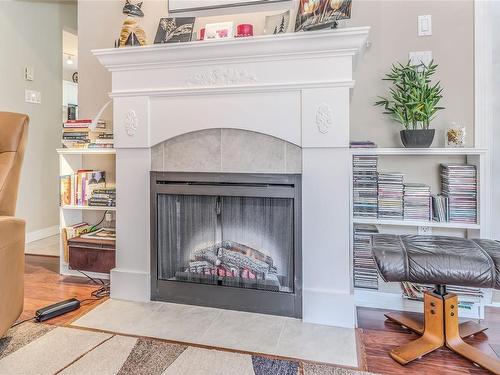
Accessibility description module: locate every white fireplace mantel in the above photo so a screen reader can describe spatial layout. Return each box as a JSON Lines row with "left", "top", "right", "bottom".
{"left": 94, "top": 27, "right": 369, "bottom": 329}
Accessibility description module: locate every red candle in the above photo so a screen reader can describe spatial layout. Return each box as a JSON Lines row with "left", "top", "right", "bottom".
{"left": 199, "top": 28, "right": 205, "bottom": 41}
{"left": 236, "top": 24, "right": 253, "bottom": 37}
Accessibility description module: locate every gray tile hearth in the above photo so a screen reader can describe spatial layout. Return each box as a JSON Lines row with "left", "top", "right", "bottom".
{"left": 72, "top": 299, "right": 358, "bottom": 368}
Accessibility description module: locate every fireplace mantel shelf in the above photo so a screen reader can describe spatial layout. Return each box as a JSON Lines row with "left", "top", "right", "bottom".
{"left": 93, "top": 27, "right": 370, "bottom": 71}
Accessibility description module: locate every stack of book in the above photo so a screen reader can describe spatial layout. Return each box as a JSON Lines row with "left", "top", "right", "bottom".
{"left": 353, "top": 155, "right": 378, "bottom": 218}
{"left": 350, "top": 140, "right": 377, "bottom": 148}
{"left": 59, "top": 170, "right": 107, "bottom": 207}
{"left": 89, "top": 133, "right": 114, "bottom": 149}
{"left": 89, "top": 187, "right": 116, "bottom": 207}
{"left": 441, "top": 164, "right": 477, "bottom": 224}
{"left": 377, "top": 172, "right": 404, "bottom": 219}
{"left": 432, "top": 194, "right": 449, "bottom": 222}
{"left": 403, "top": 183, "right": 431, "bottom": 221}
{"left": 62, "top": 119, "right": 111, "bottom": 149}
{"left": 62, "top": 119, "right": 92, "bottom": 148}
{"left": 353, "top": 224, "right": 379, "bottom": 289}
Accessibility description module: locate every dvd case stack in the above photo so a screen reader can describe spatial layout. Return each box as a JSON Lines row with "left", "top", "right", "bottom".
{"left": 353, "top": 155, "right": 378, "bottom": 218}
{"left": 377, "top": 172, "right": 404, "bottom": 219}
{"left": 441, "top": 164, "right": 477, "bottom": 224}
{"left": 353, "top": 224, "right": 379, "bottom": 289}
{"left": 403, "top": 183, "right": 431, "bottom": 221}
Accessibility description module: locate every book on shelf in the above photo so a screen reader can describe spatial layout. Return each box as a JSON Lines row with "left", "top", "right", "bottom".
{"left": 88, "top": 187, "right": 116, "bottom": 207}
{"left": 61, "top": 222, "right": 93, "bottom": 262}
{"left": 61, "top": 119, "right": 114, "bottom": 149}
{"left": 401, "top": 282, "right": 483, "bottom": 301}
{"left": 80, "top": 227, "right": 116, "bottom": 241}
{"left": 59, "top": 170, "right": 115, "bottom": 208}
{"left": 350, "top": 140, "right": 377, "bottom": 148}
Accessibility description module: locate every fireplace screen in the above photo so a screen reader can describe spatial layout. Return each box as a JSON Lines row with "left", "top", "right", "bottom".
{"left": 157, "top": 194, "right": 294, "bottom": 293}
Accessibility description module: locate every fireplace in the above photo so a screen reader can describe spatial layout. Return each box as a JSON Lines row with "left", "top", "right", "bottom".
{"left": 150, "top": 172, "right": 302, "bottom": 317}
{"left": 94, "top": 27, "right": 370, "bottom": 327}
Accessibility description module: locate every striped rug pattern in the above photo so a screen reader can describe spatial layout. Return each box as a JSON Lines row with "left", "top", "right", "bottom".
{"left": 0, "top": 323, "right": 373, "bottom": 375}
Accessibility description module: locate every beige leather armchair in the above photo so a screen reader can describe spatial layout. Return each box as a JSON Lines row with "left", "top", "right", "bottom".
{"left": 0, "top": 112, "right": 29, "bottom": 337}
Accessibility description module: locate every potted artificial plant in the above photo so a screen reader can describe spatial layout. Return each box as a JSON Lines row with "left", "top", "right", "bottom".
{"left": 375, "top": 60, "right": 444, "bottom": 148}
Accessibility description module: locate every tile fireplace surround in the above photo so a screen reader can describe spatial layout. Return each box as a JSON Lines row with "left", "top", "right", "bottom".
{"left": 93, "top": 27, "right": 370, "bottom": 329}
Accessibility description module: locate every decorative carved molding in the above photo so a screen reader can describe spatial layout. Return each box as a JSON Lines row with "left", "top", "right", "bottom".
{"left": 316, "top": 103, "right": 333, "bottom": 134}
{"left": 187, "top": 68, "right": 258, "bottom": 86}
{"left": 124, "top": 110, "right": 138, "bottom": 136}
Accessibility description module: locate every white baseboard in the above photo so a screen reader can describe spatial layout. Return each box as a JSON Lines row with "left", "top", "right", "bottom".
{"left": 26, "top": 225, "right": 59, "bottom": 244}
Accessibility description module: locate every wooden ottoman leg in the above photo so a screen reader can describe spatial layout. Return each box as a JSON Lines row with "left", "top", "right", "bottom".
{"left": 444, "top": 294, "right": 500, "bottom": 374}
{"left": 389, "top": 292, "right": 445, "bottom": 365}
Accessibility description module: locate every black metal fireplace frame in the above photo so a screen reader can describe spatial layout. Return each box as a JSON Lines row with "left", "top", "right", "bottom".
{"left": 150, "top": 172, "right": 302, "bottom": 318}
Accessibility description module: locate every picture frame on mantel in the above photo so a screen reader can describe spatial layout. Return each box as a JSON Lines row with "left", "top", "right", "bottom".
{"left": 168, "top": 0, "right": 291, "bottom": 13}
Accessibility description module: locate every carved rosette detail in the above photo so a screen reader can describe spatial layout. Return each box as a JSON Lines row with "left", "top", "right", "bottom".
{"left": 187, "top": 68, "right": 258, "bottom": 87}
{"left": 124, "top": 110, "right": 138, "bottom": 137}
{"left": 316, "top": 103, "right": 333, "bottom": 134}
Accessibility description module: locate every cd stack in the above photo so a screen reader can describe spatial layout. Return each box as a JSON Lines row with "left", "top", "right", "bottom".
{"left": 441, "top": 164, "right": 477, "bottom": 224}
{"left": 403, "top": 183, "right": 431, "bottom": 221}
{"left": 377, "top": 172, "right": 404, "bottom": 219}
{"left": 353, "top": 224, "right": 379, "bottom": 289}
{"left": 353, "top": 155, "right": 378, "bottom": 218}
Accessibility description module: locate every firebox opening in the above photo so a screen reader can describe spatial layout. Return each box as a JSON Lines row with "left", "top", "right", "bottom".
{"left": 151, "top": 172, "right": 302, "bottom": 318}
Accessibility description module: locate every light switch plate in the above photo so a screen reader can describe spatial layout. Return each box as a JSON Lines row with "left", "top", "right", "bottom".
{"left": 409, "top": 51, "right": 433, "bottom": 67}
{"left": 24, "top": 66, "right": 34, "bottom": 81}
{"left": 25, "top": 89, "right": 41, "bottom": 104}
{"left": 418, "top": 15, "right": 432, "bottom": 36}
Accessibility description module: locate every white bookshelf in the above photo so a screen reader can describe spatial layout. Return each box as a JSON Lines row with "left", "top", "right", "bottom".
{"left": 58, "top": 148, "right": 116, "bottom": 279}
{"left": 351, "top": 147, "right": 489, "bottom": 319}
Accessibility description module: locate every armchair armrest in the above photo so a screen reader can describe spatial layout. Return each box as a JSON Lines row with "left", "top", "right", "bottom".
{"left": 0, "top": 216, "right": 25, "bottom": 337}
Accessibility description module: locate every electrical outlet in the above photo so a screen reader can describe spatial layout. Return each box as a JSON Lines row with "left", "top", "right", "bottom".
{"left": 25, "top": 89, "right": 41, "bottom": 104}
{"left": 418, "top": 226, "right": 432, "bottom": 235}
{"left": 24, "top": 66, "right": 34, "bottom": 81}
{"left": 418, "top": 15, "right": 432, "bottom": 36}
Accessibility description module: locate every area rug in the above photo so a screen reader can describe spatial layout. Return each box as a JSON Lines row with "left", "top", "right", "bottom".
{"left": 0, "top": 323, "right": 374, "bottom": 375}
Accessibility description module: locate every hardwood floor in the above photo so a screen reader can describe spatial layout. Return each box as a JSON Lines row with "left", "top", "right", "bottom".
{"left": 21, "top": 254, "right": 500, "bottom": 374}
{"left": 22, "top": 254, "right": 107, "bottom": 326}
{"left": 358, "top": 307, "right": 500, "bottom": 374}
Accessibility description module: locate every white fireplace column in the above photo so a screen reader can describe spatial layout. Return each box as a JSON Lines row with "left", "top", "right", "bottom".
{"left": 94, "top": 28, "right": 369, "bottom": 328}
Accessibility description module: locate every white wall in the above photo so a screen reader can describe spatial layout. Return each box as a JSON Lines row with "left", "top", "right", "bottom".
{"left": 78, "top": 0, "right": 474, "bottom": 149}
{"left": 0, "top": 2, "right": 77, "bottom": 236}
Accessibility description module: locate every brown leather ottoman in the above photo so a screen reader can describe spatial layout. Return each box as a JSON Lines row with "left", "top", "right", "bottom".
{"left": 371, "top": 234, "right": 500, "bottom": 374}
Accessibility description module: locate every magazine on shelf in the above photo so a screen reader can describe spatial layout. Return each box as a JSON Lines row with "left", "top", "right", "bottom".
{"left": 80, "top": 228, "right": 116, "bottom": 241}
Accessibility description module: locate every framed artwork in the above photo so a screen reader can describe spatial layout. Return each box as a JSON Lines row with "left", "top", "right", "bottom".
{"left": 204, "top": 22, "right": 234, "bottom": 39}
{"left": 295, "top": 0, "right": 352, "bottom": 32}
{"left": 154, "top": 17, "right": 196, "bottom": 44}
{"left": 264, "top": 10, "right": 290, "bottom": 35}
{"left": 169, "top": 0, "right": 290, "bottom": 13}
